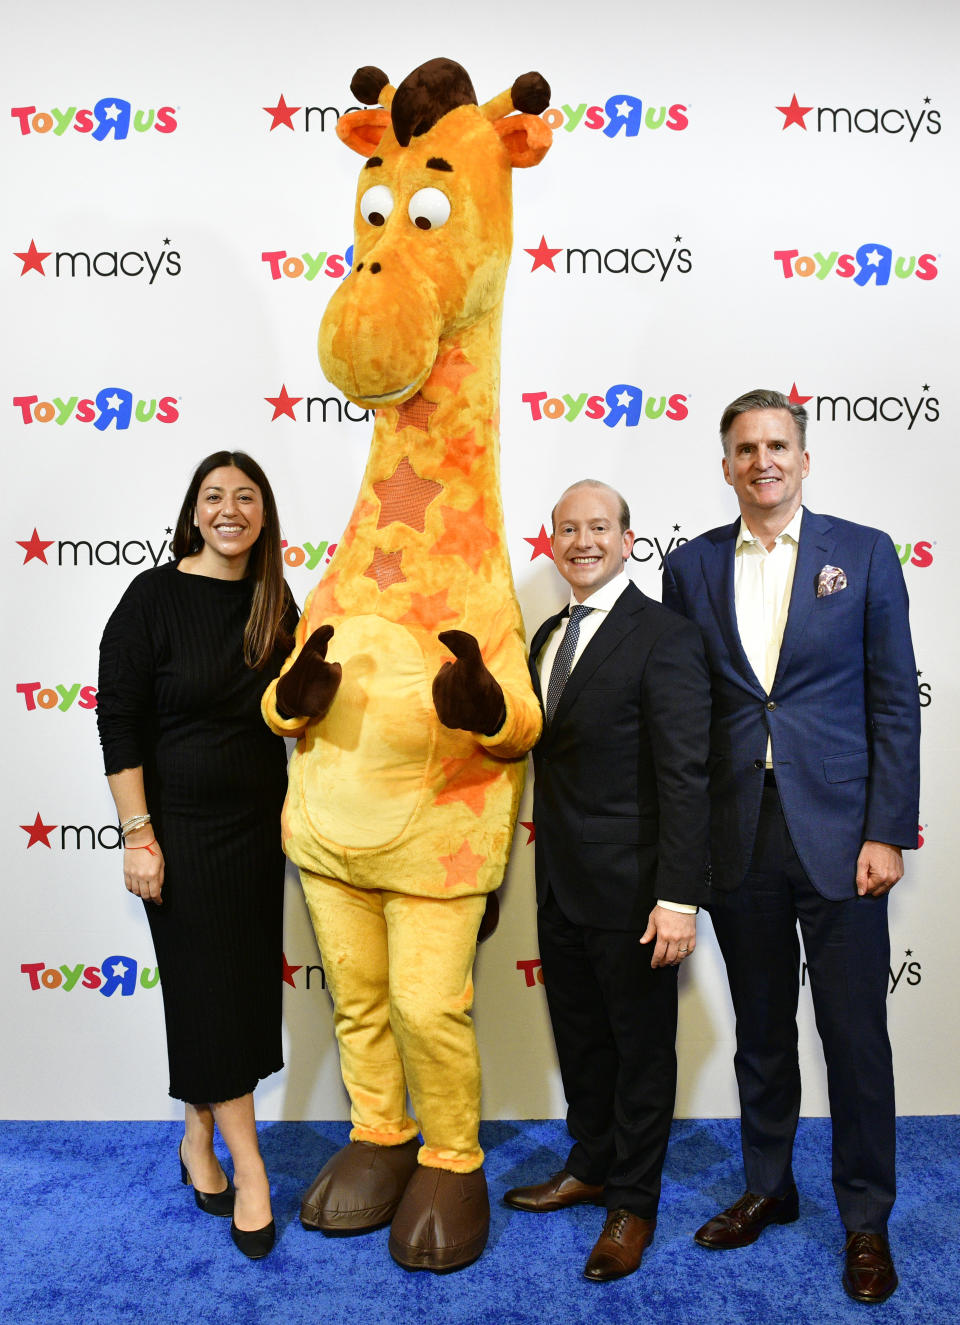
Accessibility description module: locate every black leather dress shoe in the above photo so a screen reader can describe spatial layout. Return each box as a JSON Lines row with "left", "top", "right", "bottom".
{"left": 230, "top": 1218, "right": 276, "bottom": 1260}
{"left": 842, "top": 1231, "right": 898, "bottom": 1303}
{"left": 694, "top": 1187, "right": 799, "bottom": 1248}
{"left": 583, "top": 1209, "right": 655, "bottom": 1281}
{"left": 503, "top": 1170, "right": 604, "bottom": 1212}
{"left": 179, "top": 1141, "right": 235, "bottom": 1218}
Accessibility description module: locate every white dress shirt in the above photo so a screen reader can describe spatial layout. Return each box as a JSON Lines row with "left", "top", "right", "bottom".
{"left": 537, "top": 569, "right": 694, "bottom": 915}
{"left": 733, "top": 507, "right": 803, "bottom": 767}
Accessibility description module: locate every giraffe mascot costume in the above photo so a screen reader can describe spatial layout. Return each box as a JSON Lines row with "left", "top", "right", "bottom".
{"left": 262, "top": 58, "right": 552, "bottom": 1272}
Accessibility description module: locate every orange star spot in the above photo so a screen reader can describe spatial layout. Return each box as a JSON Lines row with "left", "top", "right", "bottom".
{"left": 373, "top": 457, "right": 443, "bottom": 533}
{"left": 436, "top": 756, "right": 490, "bottom": 817}
{"left": 395, "top": 391, "right": 438, "bottom": 433}
{"left": 441, "top": 429, "right": 486, "bottom": 476}
{"left": 424, "top": 347, "right": 477, "bottom": 397}
{"left": 438, "top": 840, "right": 485, "bottom": 890}
{"left": 399, "top": 589, "right": 458, "bottom": 630}
{"left": 364, "top": 547, "right": 407, "bottom": 591}
{"left": 307, "top": 571, "right": 344, "bottom": 624}
{"left": 430, "top": 498, "right": 498, "bottom": 573}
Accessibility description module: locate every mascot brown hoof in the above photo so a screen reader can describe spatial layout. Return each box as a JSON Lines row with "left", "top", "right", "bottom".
{"left": 300, "top": 1138, "right": 420, "bottom": 1234}
{"left": 388, "top": 1166, "right": 489, "bottom": 1272}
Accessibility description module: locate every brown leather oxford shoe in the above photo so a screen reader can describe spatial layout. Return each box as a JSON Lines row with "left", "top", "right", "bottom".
{"left": 583, "top": 1208, "right": 656, "bottom": 1281}
{"left": 503, "top": 1170, "right": 605, "bottom": 1212}
{"left": 842, "top": 1231, "right": 898, "bottom": 1303}
{"left": 693, "top": 1186, "right": 799, "bottom": 1248}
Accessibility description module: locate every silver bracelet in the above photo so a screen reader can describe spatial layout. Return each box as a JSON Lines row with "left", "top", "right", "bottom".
{"left": 120, "top": 813, "right": 151, "bottom": 838}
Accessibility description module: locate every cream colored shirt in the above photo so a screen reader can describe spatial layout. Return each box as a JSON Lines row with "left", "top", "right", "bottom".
{"left": 733, "top": 507, "right": 804, "bottom": 767}
{"left": 538, "top": 569, "right": 694, "bottom": 916}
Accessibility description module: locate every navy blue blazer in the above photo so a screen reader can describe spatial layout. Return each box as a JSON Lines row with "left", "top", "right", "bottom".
{"left": 528, "top": 580, "right": 711, "bottom": 928}
{"left": 662, "top": 508, "right": 920, "bottom": 900}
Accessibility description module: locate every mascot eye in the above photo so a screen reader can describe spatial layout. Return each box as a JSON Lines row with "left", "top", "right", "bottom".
{"left": 359, "top": 185, "right": 394, "bottom": 227}
{"left": 408, "top": 188, "right": 451, "bottom": 231}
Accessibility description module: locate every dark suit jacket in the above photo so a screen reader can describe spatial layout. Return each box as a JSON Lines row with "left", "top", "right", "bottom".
{"left": 528, "top": 580, "right": 711, "bottom": 930}
{"left": 662, "top": 508, "right": 920, "bottom": 899}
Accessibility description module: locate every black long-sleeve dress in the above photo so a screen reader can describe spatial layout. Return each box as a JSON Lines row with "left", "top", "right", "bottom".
{"left": 97, "top": 560, "right": 294, "bottom": 1104}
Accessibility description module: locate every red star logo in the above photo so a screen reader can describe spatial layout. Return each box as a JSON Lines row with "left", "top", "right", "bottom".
{"left": 17, "top": 528, "right": 55, "bottom": 565}
{"left": 14, "top": 240, "right": 51, "bottom": 276}
{"left": 525, "top": 235, "right": 563, "bottom": 273}
{"left": 265, "top": 384, "right": 303, "bottom": 421}
{"left": 518, "top": 821, "right": 535, "bottom": 845}
{"left": 395, "top": 391, "right": 439, "bottom": 433}
{"left": 264, "top": 95, "right": 301, "bottom": 131}
{"left": 281, "top": 952, "right": 303, "bottom": 987}
{"left": 788, "top": 382, "right": 812, "bottom": 405}
{"left": 776, "top": 94, "right": 813, "bottom": 130}
{"left": 523, "top": 525, "right": 554, "bottom": 561}
{"left": 21, "top": 813, "right": 56, "bottom": 848}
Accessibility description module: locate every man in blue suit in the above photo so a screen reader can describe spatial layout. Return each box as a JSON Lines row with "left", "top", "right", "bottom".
{"left": 662, "top": 388, "right": 920, "bottom": 1305}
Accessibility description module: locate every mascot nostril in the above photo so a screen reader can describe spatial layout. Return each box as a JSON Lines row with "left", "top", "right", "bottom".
{"left": 264, "top": 55, "right": 552, "bottom": 1275}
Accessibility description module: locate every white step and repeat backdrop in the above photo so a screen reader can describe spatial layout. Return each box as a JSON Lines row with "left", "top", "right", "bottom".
{"left": 3, "top": 0, "right": 956, "bottom": 1121}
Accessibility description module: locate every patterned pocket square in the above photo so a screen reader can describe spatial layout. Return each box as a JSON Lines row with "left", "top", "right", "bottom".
{"left": 817, "top": 565, "right": 847, "bottom": 597}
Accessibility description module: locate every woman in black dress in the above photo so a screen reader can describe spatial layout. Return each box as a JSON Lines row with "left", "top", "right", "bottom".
{"left": 97, "top": 451, "right": 296, "bottom": 1259}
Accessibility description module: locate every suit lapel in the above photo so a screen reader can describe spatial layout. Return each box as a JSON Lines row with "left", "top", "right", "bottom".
{"left": 701, "top": 519, "right": 765, "bottom": 694}
{"left": 528, "top": 607, "right": 567, "bottom": 704}
{"left": 772, "top": 508, "right": 835, "bottom": 688}
{"left": 549, "top": 583, "right": 645, "bottom": 725}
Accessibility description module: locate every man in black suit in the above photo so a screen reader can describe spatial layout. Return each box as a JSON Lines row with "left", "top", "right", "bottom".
{"left": 504, "top": 479, "right": 711, "bottom": 1281}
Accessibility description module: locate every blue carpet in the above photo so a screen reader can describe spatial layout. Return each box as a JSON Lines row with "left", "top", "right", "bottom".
{"left": 3, "top": 1117, "right": 956, "bottom": 1324}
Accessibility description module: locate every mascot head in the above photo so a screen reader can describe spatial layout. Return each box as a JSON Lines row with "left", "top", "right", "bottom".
{"left": 318, "top": 58, "right": 551, "bottom": 409}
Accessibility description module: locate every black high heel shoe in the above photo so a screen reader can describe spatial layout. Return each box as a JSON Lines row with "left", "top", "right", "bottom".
{"left": 230, "top": 1218, "right": 276, "bottom": 1260}
{"left": 179, "top": 1141, "right": 235, "bottom": 1218}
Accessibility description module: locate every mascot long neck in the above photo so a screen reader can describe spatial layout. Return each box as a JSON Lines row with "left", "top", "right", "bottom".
{"left": 314, "top": 305, "right": 515, "bottom": 625}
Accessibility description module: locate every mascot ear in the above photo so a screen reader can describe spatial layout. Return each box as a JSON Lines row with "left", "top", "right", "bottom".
{"left": 337, "top": 109, "right": 391, "bottom": 156}
{"left": 493, "top": 113, "right": 552, "bottom": 168}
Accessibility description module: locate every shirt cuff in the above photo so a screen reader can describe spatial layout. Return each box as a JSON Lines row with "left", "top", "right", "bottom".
{"left": 657, "top": 899, "right": 698, "bottom": 915}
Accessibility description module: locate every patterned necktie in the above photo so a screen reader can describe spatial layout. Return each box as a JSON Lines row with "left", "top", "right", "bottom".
{"left": 545, "top": 605, "right": 594, "bottom": 722}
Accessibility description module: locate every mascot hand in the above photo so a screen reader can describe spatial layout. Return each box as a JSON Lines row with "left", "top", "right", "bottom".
{"left": 433, "top": 630, "right": 506, "bottom": 736}
{"left": 276, "top": 624, "right": 342, "bottom": 720}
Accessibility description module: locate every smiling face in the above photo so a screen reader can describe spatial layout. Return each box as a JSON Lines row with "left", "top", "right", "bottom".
{"left": 318, "top": 106, "right": 514, "bottom": 408}
{"left": 550, "top": 484, "right": 634, "bottom": 602}
{"left": 722, "top": 408, "right": 809, "bottom": 531}
{"left": 192, "top": 465, "right": 265, "bottom": 576}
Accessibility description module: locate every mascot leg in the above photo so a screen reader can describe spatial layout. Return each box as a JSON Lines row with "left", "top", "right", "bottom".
{"left": 381, "top": 891, "right": 491, "bottom": 1273}
{"left": 298, "top": 871, "right": 420, "bottom": 1234}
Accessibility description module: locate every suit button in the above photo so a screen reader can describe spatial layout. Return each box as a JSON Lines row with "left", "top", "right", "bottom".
{"left": 753, "top": 759, "right": 764, "bottom": 769}
{"left": 766, "top": 700, "right": 777, "bottom": 711}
